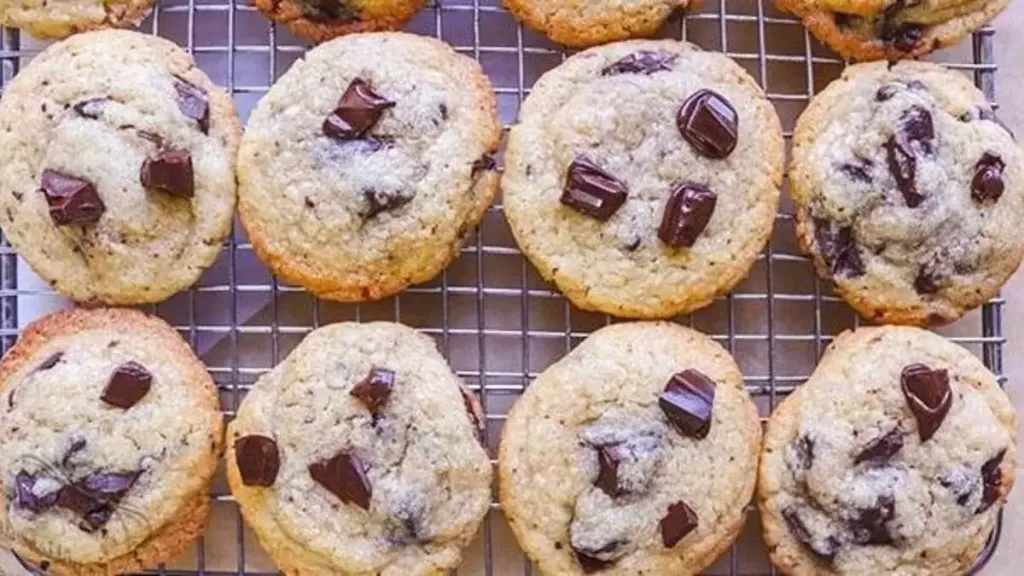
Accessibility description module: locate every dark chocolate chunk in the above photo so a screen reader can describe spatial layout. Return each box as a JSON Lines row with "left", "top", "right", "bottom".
{"left": 594, "top": 444, "right": 623, "bottom": 498}
{"left": 850, "top": 495, "right": 894, "bottom": 545}
{"left": 573, "top": 548, "right": 612, "bottom": 573}
{"left": 854, "top": 430, "right": 904, "bottom": 465}
{"left": 660, "top": 500, "right": 698, "bottom": 548}
{"left": 560, "top": 156, "right": 628, "bottom": 221}
{"left": 978, "top": 449, "right": 1006, "bottom": 513}
{"left": 173, "top": 77, "right": 210, "bottom": 134}
{"left": 362, "top": 189, "right": 413, "bottom": 220}
{"left": 235, "top": 435, "right": 280, "bottom": 487}
{"left": 309, "top": 451, "right": 372, "bottom": 510}
{"left": 882, "top": 22, "right": 924, "bottom": 53}
{"left": 971, "top": 152, "right": 1005, "bottom": 203}
{"left": 323, "top": 78, "right": 395, "bottom": 140}
{"left": 876, "top": 84, "right": 899, "bottom": 102}
{"left": 55, "top": 484, "right": 97, "bottom": 517}
{"left": 601, "top": 51, "right": 677, "bottom": 76}
{"left": 900, "top": 363, "right": 952, "bottom": 442}
{"left": 299, "top": 0, "right": 360, "bottom": 22}
{"left": 813, "top": 219, "right": 864, "bottom": 277}
{"left": 659, "top": 369, "right": 716, "bottom": 439}
{"left": 36, "top": 352, "right": 62, "bottom": 372}
{"left": 899, "top": 106, "right": 935, "bottom": 155}
{"left": 79, "top": 471, "right": 141, "bottom": 499}
{"left": 884, "top": 136, "right": 922, "bottom": 207}
{"left": 40, "top": 169, "right": 105, "bottom": 226}
{"left": 677, "top": 89, "right": 739, "bottom": 159}
{"left": 914, "top": 266, "right": 941, "bottom": 295}
{"left": 72, "top": 97, "right": 109, "bottom": 120}
{"left": 56, "top": 470, "right": 140, "bottom": 531}
{"left": 101, "top": 361, "right": 152, "bottom": 409}
{"left": 14, "top": 472, "right": 61, "bottom": 512}
{"left": 471, "top": 154, "right": 497, "bottom": 176}
{"left": 62, "top": 438, "right": 87, "bottom": 466}
{"left": 838, "top": 158, "right": 874, "bottom": 183}
{"left": 782, "top": 506, "right": 839, "bottom": 562}
{"left": 141, "top": 149, "right": 194, "bottom": 198}
{"left": 350, "top": 368, "right": 394, "bottom": 414}
{"left": 658, "top": 182, "right": 716, "bottom": 248}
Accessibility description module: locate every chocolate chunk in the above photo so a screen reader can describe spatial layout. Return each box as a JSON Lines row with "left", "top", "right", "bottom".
{"left": 884, "top": 136, "right": 922, "bottom": 207}
{"left": 101, "top": 361, "right": 152, "bottom": 409}
{"left": 658, "top": 182, "right": 716, "bottom": 248}
{"left": 972, "top": 152, "right": 1005, "bottom": 203}
{"left": 854, "top": 430, "right": 904, "bottom": 465}
{"left": 978, "top": 449, "right": 1006, "bottom": 513}
{"left": 794, "top": 435, "right": 815, "bottom": 470}
{"left": 876, "top": 84, "right": 899, "bottom": 102}
{"left": 471, "top": 154, "right": 496, "bottom": 176}
{"left": 900, "top": 364, "right": 952, "bottom": 442}
{"left": 813, "top": 219, "right": 864, "bottom": 277}
{"left": 56, "top": 470, "right": 140, "bottom": 531}
{"left": 659, "top": 369, "right": 716, "bottom": 439}
{"left": 299, "top": 0, "right": 360, "bottom": 22}
{"left": 55, "top": 484, "right": 97, "bottom": 517}
{"left": 72, "top": 97, "right": 109, "bottom": 119}
{"left": 40, "top": 169, "right": 105, "bottom": 226}
{"left": 362, "top": 189, "right": 413, "bottom": 220}
{"left": 62, "top": 438, "right": 87, "bottom": 466}
{"left": 79, "top": 471, "right": 141, "bottom": 499}
{"left": 660, "top": 500, "right": 698, "bottom": 547}
{"left": 677, "top": 89, "right": 739, "bottom": 159}
{"left": 350, "top": 368, "right": 394, "bottom": 414}
{"left": 309, "top": 451, "right": 372, "bottom": 510}
{"left": 561, "top": 156, "right": 628, "bottom": 221}
{"left": 173, "top": 77, "right": 210, "bottom": 134}
{"left": 601, "top": 51, "right": 677, "bottom": 76}
{"left": 914, "top": 266, "right": 941, "bottom": 295}
{"left": 850, "top": 495, "right": 894, "bottom": 545}
{"left": 14, "top": 472, "right": 61, "bottom": 512}
{"left": 323, "top": 78, "right": 395, "bottom": 140}
{"left": 882, "top": 22, "right": 924, "bottom": 52}
{"left": 573, "top": 548, "right": 612, "bottom": 573}
{"left": 838, "top": 158, "right": 874, "bottom": 183}
{"left": 899, "top": 106, "right": 935, "bottom": 155}
{"left": 141, "top": 150, "right": 194, "bottom": 198}
{"left": 782, "top": 506, "right": 839, "bottom": 562}
{"left": 235, "top": 435, "right": 280, "bottom": 487}
{"left": 594, "top": 444, "right": 623, "bottom": 497}
{"left": 36, "top": 352, "right": 62, "bottom": 372}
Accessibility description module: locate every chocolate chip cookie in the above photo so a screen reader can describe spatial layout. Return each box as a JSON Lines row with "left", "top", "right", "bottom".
{"left": 502, "top": 40, "right": 784, "bottom": 319}
{"left": 0, "top": 30, "right": 241, "bottom": 305}
{"left": 238, "top": 32, "right": 500, "bottom": 302}
{"left": 791, "top": 61, "right": 1022, "bottom": 326}
{"left": 759, "top": 325, "right": 1017, "bottom": 575}
{"left": 0, "top": 307, "right": 224, "bottom": 576}
{"left": 776, "top": 0, "right": 1010, "bottom": 61}
{"left": 499, "top": 322, "right": 761, "bottom": 575}
{"left": 0, "top": 0, "right": 154, "bottom": 39}
{"left": 226, "top": 322, "right": 491, "bottom": 575}
{"left": 503, "top": 0, "right": 693, "bottom": 47}
{"left": 253, "top": 0, "right": 426, "bottom": 43}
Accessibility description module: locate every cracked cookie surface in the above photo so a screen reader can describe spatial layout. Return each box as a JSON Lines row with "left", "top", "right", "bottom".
{"left": 226, "top": 321, "right": 492, "bottom": 576}
{"left": 503, "top": 0, "right": 692, "bottom": 47}
{"left": 499, "top": 322, "right": 761, "bottom": 575}
{"left": 253, "top": 0, "right": 426, "bottom": 43}
{"left": 0, "top": 30, "right": 241, "bottom": 305}
{"left": 791, "top": 61, "right": 1023, "bottom": 326}
{"left": 237, "top": 32, "right": 501, "bottom": 302}
{"left": 776, "top": 0, "right": 1009, "bottom": 61}
{"left": 0, "top": 308, "right": 224, "bottom": 576}
{"left": 759, "top": 326, "right": 1017, "bottom": 575}
{"left": 502, "top": 40, "right": 783, "bottom": 319}
{"left": 0, "top": 0, "right": 154, "bottom": 39}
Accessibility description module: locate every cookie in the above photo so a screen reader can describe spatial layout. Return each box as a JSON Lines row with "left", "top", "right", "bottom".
{"left": 226, "top": 321, "right": 492, "bottom": 575}
{"left": 238, "top": 32, "right": 501, "bottom": 302}
{"left": 0, "top": 0, "right": 154, "bottom": 39}
{"left": 776, "top": 0, "right": 1009, "bottom": 61}
{"left": 253, "top": 0, "right": 426, "bottom": 43}
{"left": 0, "top": 307, "right": 224, "bottom": 576}
{"left": 759, "top": 325, "right": 1017, "bottom": 575}
{"left": 0, "top": 30, "right": 241, "bottom": 305}
{"left": 503, "top": 0, "right": 693, "bottom": 47}
{"left": 502, "top": 40, "right": 784, "bottom": 319}
{"left": 790, "top": 61, "right": 1022, "bottom": 326}
{"left": 499, "top": 322, "right": 761, "bottom": 575}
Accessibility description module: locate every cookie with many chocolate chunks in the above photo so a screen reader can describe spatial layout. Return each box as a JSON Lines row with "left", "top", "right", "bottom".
{"left": 791, "top": 61, "right": 1023, "bottom": 326}
{"left": 0, "top": 0, "right": 155, "bottom": 39}
{"left": 226, "top": 322, "right": 491, "bottom": 575}
{"left": 0, "top": 30, "right": 241, "bottom": 305}
{"left": 503, "top": 0, "right": 697, "bottom": 48}
{"left": 499, "top": 322, "right": 761, "bottom": 575}
{"left": 238, "top": 32, "right": 501, "bottom": 302}
{"left": 776, "top": 0, "right": 1010, "bottom": 61}
{"left": 759, "top": 326, "right": 1017, "bottom": 576}
{"left": 253, "top": 0, "right": 426, "bottom": 43}
{"left": 0, "top": 308, "right": 224, "bottom": 576}
{"left": 502, "top": 40, "right": 783, "bottom": 319}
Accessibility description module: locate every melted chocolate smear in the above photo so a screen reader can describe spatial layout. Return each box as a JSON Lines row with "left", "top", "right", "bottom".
{"left": 900, "top": 363, "right": 952, "bottom": 442}
{"left": 601, "top": 51, "right": 678, "bottom": 76}
{"left": 838, "top": 158, "right": 874, "bottom": 183}
{"left": 362, "top": 189, "right": 413, "bottom": 220}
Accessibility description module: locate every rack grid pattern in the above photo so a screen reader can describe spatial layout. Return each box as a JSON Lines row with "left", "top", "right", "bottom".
{"left": 0, "top": 0, "right": 1006, "bottom": 574}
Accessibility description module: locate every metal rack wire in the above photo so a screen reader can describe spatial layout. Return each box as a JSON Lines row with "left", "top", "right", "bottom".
{"left": 0, "top": 0, "right": 1006, "bottom": 574}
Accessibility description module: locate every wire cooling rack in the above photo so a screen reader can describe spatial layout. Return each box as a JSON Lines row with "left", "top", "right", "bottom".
{"left": 0, "top": 0, "right": 1008, "bottom": 574}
